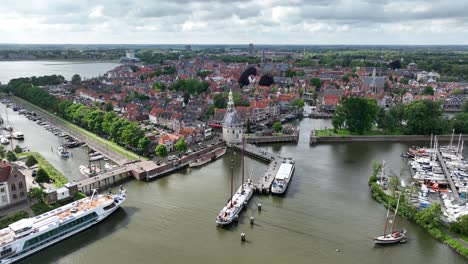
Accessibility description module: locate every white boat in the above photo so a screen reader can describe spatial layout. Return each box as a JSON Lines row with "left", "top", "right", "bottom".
{"left": 12, "top": 131, "right": 24, "bottom": 140}
{"left": 89, "top": 155, "right": 104, "bottom": 161}
{"left": 216, "top": 143, "right": 253, "bottom": 226}
{"left": 104, "top": 163, "right": 117, "bottom": 170}
{"left": 57, "top": 146, "right": 71, "bottom": 158}
{"left": 374, "top": 194, "right": 407, "bottom": 245}
{"left": 216, "top": 179, "right": 253, "bottom": 226}
{"left": 79, "top": 165, "right": 101, "bottom": 177}
{"left": 0, "top": 188, "right": 126, "bottom": 264}
{"left": 0, "top": 136, "right": 9, "bottom": 145}
{"left": 271, "top": 159, "right": 295, "bottom": 194}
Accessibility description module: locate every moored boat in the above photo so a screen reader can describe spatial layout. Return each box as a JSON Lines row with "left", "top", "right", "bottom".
{"left": 271, "top": 158, "right": 295, "bottom": 195}
{"left": 79, "top": 165, "right": 101, "bottom": 177}
{"left": 0, "top": 188, "right": 126, "bottom": 264}
{"left": 12, "top": 131, "right": 24, "bottom": 140}
{"left": 374, "top": 194, "right": 407, "bottom": 245}
{"left": 0, "top": 136, "right": 9, "bottom": 145}
{"left": 57, "top": 146, "right": 71, "bottom": 158}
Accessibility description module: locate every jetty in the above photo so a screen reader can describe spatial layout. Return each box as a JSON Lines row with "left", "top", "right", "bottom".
{"left": 436, "top": 148, "right": 460, "bottom": 202}
{"left": 230, "top": 143, "right": 290, "bottom": 194}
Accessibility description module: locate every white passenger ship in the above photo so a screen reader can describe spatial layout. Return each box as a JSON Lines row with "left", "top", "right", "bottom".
{"left": 0, "top": 188, "right": 127, "bottom": 264}
{"left": 271, "top": 159, "right": 295, "bottom": 195}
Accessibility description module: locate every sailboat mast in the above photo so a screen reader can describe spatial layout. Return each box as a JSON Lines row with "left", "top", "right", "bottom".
{"left": 429, "top": 133, "right": 433, "bottom": 150}
{"left": 241, "top": 140, "right": 245, "bottom": 190}
{"left": 230, "top": 163, "right": 234, "bottom": 207}
{"left": 450, "top": 129, "right": 455, "bottom": 149}
{"left": 391, "top": 194, "right": 401, "bottom": 232}
{"left": 456, "top": 133, "right": 462, "bottom": 153}
{"left": 383, "top": 206, "right": 390, "bottom": 235}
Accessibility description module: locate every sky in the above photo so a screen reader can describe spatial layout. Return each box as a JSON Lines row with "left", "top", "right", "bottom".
{"left": 1, "top": 0, "right": 467, "bottom": 45}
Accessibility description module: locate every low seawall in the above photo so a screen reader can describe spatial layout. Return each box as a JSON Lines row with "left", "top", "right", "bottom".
{"left": 310, "top": 134, "right": 468, "bottom": 144}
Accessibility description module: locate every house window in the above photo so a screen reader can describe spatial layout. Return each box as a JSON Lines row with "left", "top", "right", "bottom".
{"left": 18, "top": 181, "right": 23, "bottom": 189}
{"left": 11, "top": 184, "right": 16, "bottom": 191}
{"left": 0, "top": 187, "right": 4, "bottom": 193}
{"left": 12, "top": 194, "right": 17, "bottom": 199}
{"left": 20, "top": 192, "right": 25, "bottom": 197}
{"left": 1, "top": 195, "right": 6, "bottom": 203}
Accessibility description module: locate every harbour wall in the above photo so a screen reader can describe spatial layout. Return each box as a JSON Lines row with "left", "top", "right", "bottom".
{"left": 310, "top": 134, "right": 468, "bottom": 144}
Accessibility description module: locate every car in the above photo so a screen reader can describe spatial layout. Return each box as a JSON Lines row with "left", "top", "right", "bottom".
{"left": 186, "top": 149, "right": 193, "bottom": 154}
{"left": 32, "top": 170, "right": 37, "bottom": 177}
{"left": 168, "top": 155, "right": 177, "bottom": 161}
{"left": 210, "top": 142, "right": 215, "bottom": 145}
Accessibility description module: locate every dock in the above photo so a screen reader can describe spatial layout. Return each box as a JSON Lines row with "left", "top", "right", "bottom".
{"left": 436, "top": 148, "right": 460, "bottom": 202}
{"left": 230, "top": 143, "right": 291, "bottom": 194}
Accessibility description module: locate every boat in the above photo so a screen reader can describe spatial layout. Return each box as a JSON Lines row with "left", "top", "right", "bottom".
{"left": 104, "top": 163, "right": 117, "bottom": 170}
{"left": 374, "top": 194, "right": 407, "bottom": 245}
{"left": 12, "top": 131, "right": 24, "bottom": 140}
{"left": 0, "top": 188, "right": 126, "bottom": 264}
{"left": 57, "top": 146, "right": 71, "bottom": 158}
{"left": 79, "top": 165, "right": 101, "bottom": 177}
{"left": 0, "top": 136, "right": 9, "bottom": 145}
{"left": 271, "top": 158, "right": 295, "bottom": 194}
{"left": 216, "top": 142, "right": 253, "bottom": 226}
{"left": 89, "top": 155, "right": 104, "bottom": 161}
{"left": 189, "top": 147, "right": 227, "bottom": 168}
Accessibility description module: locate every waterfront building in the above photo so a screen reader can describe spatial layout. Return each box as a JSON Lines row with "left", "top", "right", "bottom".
{"left": 222, "top": 89, "right": 243, "bottom": 145}
{"left": 0, "top": 161, "right": 27, "bottom": 209}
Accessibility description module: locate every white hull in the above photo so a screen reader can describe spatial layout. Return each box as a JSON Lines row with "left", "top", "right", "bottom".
{"left": 271, "top": 160, "right": 295, "bottom": 195}
{"left": 216, "top": 180, "right": 253, "bottom": 226}
{"left": 0, "top": 191, "right": 126, "bottom": 264}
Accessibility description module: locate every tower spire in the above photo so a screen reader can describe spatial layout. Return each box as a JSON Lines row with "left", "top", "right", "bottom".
{"left": 227, "top": 88, "right": 234, "bottom": 111}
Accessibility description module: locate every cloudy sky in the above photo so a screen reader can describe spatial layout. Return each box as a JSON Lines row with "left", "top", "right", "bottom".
{"left": 1, "top": 0, "right": 467, "bottom": 45}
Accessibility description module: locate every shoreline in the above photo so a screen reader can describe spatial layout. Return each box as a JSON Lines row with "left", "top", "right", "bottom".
{"left": 310, "top": 133, "right": 468, "bottom": 144}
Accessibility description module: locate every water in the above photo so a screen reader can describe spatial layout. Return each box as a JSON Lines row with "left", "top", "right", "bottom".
{"left": 12, "top": 117, "right": 466, "bottom": 264}
{"left": 0, "top": 61, "right": 119, "bottom": 84}
{"left": 0, "top": 103, "right": 102, "bottom": 182}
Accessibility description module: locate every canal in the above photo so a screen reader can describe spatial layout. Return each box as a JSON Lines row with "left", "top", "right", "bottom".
{"left": 15, "top": 117, "right": 466, "bottom": 263}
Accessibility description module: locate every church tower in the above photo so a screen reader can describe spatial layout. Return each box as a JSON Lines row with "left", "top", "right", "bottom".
{"left": 222, "top": 89, "right": 243, "bottom": 145}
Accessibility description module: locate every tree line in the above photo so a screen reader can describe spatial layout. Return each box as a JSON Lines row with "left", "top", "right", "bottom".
{"left": 4, "top": 77, "right": 151, "bottom": 156}
{"left": 332, "top": 97, "right": 468, "bottom": 135}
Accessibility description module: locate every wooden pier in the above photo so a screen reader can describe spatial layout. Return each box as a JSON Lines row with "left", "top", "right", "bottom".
{"left": 436, "top": 148, "right": 460, "bottom": 202}
{"left": 229, "top": 143, "right": 291, "bottom": 194}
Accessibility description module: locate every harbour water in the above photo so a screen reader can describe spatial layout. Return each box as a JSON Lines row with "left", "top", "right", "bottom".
{"left": 12, "top": 117, "right": 466, "bottom": 264}
{"left": 0, "top": 61, "right": 119, "bottom": 84}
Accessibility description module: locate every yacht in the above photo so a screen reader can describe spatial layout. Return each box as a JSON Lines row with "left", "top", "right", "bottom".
{"left": 0, "top": 188, "right": 126, "bottom": 264}
{"left": 12, "top": 131, "right": 24, "bottom": 140}
{"left": 57, "top": 146, "right": 71, "bottom": 158}
{"left": 0, "top": 136, "right": 9, "bottom": 145}
{"left": 271, "top": 159, "right": 295, "bottom": 194}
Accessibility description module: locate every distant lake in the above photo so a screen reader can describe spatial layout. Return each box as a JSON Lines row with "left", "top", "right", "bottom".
{"left": 0, "top": 60, "right": 119, "bottom": 84}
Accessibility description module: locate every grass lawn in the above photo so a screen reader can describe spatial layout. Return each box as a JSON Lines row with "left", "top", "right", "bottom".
{"left": 13, "top": 96, "right": 142, "bottom": 161}
{"left": 18, "top": 152, "right": 68, "bottom": 187}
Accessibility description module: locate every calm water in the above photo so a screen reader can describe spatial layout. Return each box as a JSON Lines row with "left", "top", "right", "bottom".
{"left": 1, "top": 103, "right": 103, "bottom": 182}
{"left": 0, "top": 61, "right": 118, "bottom": 84}
{"left": 13, "top": 118, "right": 466, "bottom": 264}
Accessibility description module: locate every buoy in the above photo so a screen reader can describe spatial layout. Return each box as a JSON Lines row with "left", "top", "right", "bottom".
{"left": 258, "top": 203, "right": 262, "bottom": 211}
{"left": 250, "top": 216, "right": 254, "bottom": 225}
{"left": 241, "top": 233, "right": 246, "bottom": 242}
{"left": 336, "top": 249, "right": 340, "bottom": 252}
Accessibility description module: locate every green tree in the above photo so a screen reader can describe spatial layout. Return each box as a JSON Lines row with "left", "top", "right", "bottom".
{"left": 340, "top": 97, "right": 378, "bottom": 134}
{"left": 25, "top": 155, "right": 38, "bottom": 167}
{"left": 332, "top": 105, "right": 346, "bottom": 131}
{"left": 137, "top": 137, "right": 151, "bottom": 154}
{"left": 5, "top": 151, "right": 17, "bottom": 162}
{"left": 272, "top": 122, "right": 283, "bottom": 133}
{"left": 452, "top": 112, "right": 468, "bottom": 134}
{"left": 152, "top": 82, "right": 167, "bottom": 92}
{"left": 404, "top": 100, "right": 449, "bottom": 135}
{"left": 0, "top": 145, "right": 5, "bottom": 159}
{"left": 35, "top": 168, "right": 50, "bottom": 183}
{"left": 291, "top": 98, "right": 305, "bottom": 108}
{"left": 104, "top": 102, "right": 114, "bottom": 112}
{"left": 27, "top": 187, "right": 46, "bottom": 203}
{"left": 422, "top": 86, "right": 434, "bottom": 95}
{"left": 71, "top": 74, "right": 81, "bottom": 85}
{"left": 14, "top": 145, "right": 23, "bottom": 154}
{"left": 155, "top": 144, "right": 168, "bottom": 158}
{"left": 449, "top": 215, "right": 468, "bottom": 236}
{"left": 175, "top": 138, "right": 188, "bottom": 152}
{"left": 415, "top": 203, "right": 442, "bottom": 230}
{"left": 214, "top": 94, "right": 227, "bottom": 108}
{"left": 310, "top": 77, "right": 322, "bottom": 91}
{"left": 451, "top": 88, "right": 463, "bottom": 95}
{"left": 463, "top": 101, "right": 468, "bottom": 113}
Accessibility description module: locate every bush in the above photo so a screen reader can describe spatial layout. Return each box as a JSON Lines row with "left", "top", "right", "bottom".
{"left": 5, "top": 150, "right": 16, "bottom": 162}
{"left": 0, "top": 211, "right": 29, "bottom": 229}
{"left": 14, "top": 145, "right": 23, "bottom": 154}
{"left": 449, "top": 215, "right": 468, "bottom": 236}
{"left": 35, "top": 168, "right": 50, "bottom": 183}
{"left": 25, "top": 155, "right": 38, "bottom": 167}
{"left": 74, "top": 192, "right": 87, "bottom": 201}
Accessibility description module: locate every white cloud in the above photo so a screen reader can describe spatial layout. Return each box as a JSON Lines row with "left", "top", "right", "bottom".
{"left": 89, "top": 6, "right": 104, "bottom": 18}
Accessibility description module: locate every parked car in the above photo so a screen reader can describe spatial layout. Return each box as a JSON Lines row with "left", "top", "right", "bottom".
{"left": 168, "top": 155, "right": 177, "bottom": 161}
{"left": 186, "top": 149, "right": 193, "bottom": 154}
{"left": 32, "top": 170, "right": 37, "bottom": 177}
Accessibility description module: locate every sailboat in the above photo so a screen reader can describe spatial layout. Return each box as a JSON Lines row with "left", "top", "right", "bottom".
{"left": 216, "top": 140, "right": 253, "bottom": 226}
{"left": 79, "top": 146, "right": 101, "bottom": 177}
{"left": 374, "top": 194, "right": 407, "bottom": 245}
{"left": 57, "top": 137, "right": 71, "bottom": 158}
